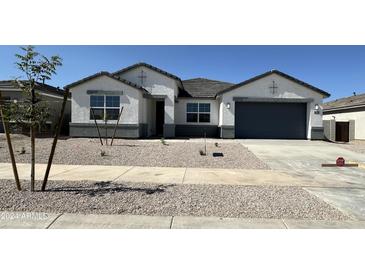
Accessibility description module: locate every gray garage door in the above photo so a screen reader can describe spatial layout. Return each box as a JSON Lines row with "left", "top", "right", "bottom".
{"left": 235, "top": 102, "right": 307, "bottom": 139}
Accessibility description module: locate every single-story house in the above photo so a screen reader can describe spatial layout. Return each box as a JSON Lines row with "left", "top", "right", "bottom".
{"left": 0, "top": 80, "right": 71, "bottom": 135}
{"left": 65, "top": 62, "right": 330, "bottom": 139}
{"left": 323, "top": 92, "right": 365, "bottom": 141}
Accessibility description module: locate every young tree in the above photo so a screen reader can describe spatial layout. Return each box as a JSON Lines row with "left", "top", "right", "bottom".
{"left": 7, "top": 46, "right": 62, "bottom": 191}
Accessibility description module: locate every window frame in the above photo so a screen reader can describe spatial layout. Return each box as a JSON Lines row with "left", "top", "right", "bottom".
{"left": 186, "top": 102, "right": 211, "bottom": 123}
{"left": 90, "top": 95, "right": 120, "bottom": 121}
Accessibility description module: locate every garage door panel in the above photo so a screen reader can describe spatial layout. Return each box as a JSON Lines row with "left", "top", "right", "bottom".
{"left": 235, "top": 102, "right": 307, "bottom": 139}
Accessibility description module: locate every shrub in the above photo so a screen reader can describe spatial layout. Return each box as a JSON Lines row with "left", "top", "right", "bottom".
{"left": 100, "top": 150, "right": 106, "bottom": 157}
{"left": 160, "top": 138, "right": 167, "bottom": 145}
{"left": 199, "top": 149, "right": 206, "bottom": 156}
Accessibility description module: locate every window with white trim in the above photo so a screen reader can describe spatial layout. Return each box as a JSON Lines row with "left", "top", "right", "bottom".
{"left": 186, "top": 103, "right": 210, "bottom": 123}
{"left": 90, "top": 95, "right": 120, "bottom": 120}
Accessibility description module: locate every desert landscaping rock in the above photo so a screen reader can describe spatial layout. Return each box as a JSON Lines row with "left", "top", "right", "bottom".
{"left": 0, "top": 135, "right": 269, "bottom": 169}
{"left": 337, "top": 140, "right": 365, "bottom": 155}
{"left": 0, "top": 179, "right": 348, "bottom": 220}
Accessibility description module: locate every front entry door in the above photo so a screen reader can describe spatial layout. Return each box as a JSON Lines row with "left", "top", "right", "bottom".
{"left": 336, "top": 122, "right": 349, "bottom": 142}
{"left": 155, "top": 101, "right": 165, "bottom": 136}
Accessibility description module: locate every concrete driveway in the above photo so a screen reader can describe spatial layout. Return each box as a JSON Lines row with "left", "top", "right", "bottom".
{"left": 240, "top": 140, "right": 365, "bottom": 220}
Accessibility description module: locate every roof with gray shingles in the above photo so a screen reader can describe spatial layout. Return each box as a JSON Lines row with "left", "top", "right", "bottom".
{"left": 181, "top": 78, "right": 235, "bottom": 98}
{"left": 63, "top": 71, "right": 149, "bottom": 94}
{"left": 216, "top": 69, "right": 331, "bottom": 98}
{"left": 0, "top": 80, "right": 65, "bottom": 96}
{"left": 323, "top": 92, "right": 365, "bottom": 110}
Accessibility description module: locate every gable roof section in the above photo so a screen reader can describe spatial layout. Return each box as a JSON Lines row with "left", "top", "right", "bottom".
{"left": 181, "top": 78, "right": 235, "bottom": 98}
{"left": 323, "top": 92, "right": 365, "bottom": 111}
{"left": 0, "top": 80, "right": 65, "bottom": 97}
{"left": 112, "top": 62, "right": 182, "bottom": 82}
{"left": 64, "top": 71, "right": 149, "bottom": 94}
{"left": 216, "top": 70, "right": 331, "bottom": 98}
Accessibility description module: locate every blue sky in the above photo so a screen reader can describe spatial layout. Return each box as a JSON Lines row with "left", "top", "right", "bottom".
{"left": 1, "top": 46, "right": 364, "bottom": 101}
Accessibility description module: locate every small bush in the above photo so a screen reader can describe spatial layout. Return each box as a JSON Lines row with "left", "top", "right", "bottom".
{"left": 199, "top": 149, "right": 206, "bottom": 156}
{"left": 100, "top": 150, "right": 106, "bottom": 157}
{"left": 160, "top": 138, "right": 167, "bottom": 145}
{"left": 214, "top": 142, "right": 219, "bottom": 147}
{"left": 19, "top": 147, "right": 26, "bottom": 155}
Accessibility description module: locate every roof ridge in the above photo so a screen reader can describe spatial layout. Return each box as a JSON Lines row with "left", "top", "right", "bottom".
{"left": 324, "top": 92, "right": 365, "bottom": 104}
{"left": 216, "top": 69, "right": 330, "bottom": 98}
{"left": 112, "top": 62, "right": 182, "bottom": 82}
{"left": 64, "top": 71, "right": 149, "bottom": 94}
{"left": 0, "top": 79, "right": 64, "bottom": 95}
{"left": 183, "top": 77, "right": 234, "bottom": 84}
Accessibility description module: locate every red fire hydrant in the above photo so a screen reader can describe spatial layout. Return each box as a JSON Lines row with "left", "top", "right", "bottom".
{"left": 336, "top": 157, "right": 345, "bottom": 167}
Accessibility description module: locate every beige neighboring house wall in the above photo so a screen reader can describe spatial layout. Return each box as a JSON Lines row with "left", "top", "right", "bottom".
{"left": 323, "top": 110, "right": 365, "bottom": 140}
{"left": 323, "top": 92, "right": 365, "bottom": 141}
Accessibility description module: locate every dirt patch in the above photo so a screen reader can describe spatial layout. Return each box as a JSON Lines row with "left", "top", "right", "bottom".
{"left": 336, "top": 140, "right": 365, "bottom": 154}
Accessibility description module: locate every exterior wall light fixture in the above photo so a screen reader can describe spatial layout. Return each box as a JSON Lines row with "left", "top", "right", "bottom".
{"left": 226, "top": 102, "right": 231, "bottom": 109}
{"left": 314, "top": 104, "right": 320, "bottom": 114}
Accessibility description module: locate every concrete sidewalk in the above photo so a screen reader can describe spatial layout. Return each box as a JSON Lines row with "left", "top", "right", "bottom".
{"left": 1, "top": 211, "right": 365, "bottom": 229}
{"left": 0, "top": 162, "right": 353, "bottom": 187}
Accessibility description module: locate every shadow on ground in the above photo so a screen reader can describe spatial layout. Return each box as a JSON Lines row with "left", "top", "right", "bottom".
{"left": 43, "top": 181, "right": 174, "bottom": 197}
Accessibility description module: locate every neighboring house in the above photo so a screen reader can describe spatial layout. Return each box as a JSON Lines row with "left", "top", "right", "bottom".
{"left": 66, "top": 62, "right": 330, "bottom": 139}
{"left": 0, "top": 80, "right": 71, "bottom": 135}
{"left": 323, "top": 92, "right": 365, "bottom": 141}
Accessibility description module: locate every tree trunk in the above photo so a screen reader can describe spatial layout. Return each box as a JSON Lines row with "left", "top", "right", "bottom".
{"left": 90, "top": 108, "right": 103, "bottom": 145}
{"left": 111, "top": 107, "right": 123, "bottom": 146}
{"left": 30, "top": 125, "right": 35, "bottom": 191}
{"left": 30, "top": 83, "right": 36, "bottom": 191}
{"left": 105, "top": 119, "right": 108, "bottom": 146}
{"left": 0, "top": 91, "right": 21, "bottom": 190}
{"left": 41, "top": 89, "right": 69, "bottom": 191}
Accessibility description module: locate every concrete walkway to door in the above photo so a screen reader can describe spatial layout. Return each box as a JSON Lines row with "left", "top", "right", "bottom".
{"left": 239, "top": 139, "right": 365, "bottom": 220}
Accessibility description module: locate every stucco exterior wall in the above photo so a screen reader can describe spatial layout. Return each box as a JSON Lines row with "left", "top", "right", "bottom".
{"left": 324, "top": 110, "right": 365, "bottom": 140}
{"left": 70, "top": 75, "right": 141, "bottom": 125}
{"left": 174, "top": 98, "right": 219, "bottom": 125}
{"left": 218, "top": 74, "right": 325, "bottom": 139}
{"left": 115, "top": 66, "right": 179, "bottom": 124}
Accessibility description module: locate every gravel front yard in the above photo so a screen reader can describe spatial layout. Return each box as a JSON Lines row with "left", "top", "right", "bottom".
{"left": 0, "top": 135, "right": 268, "bottom": 169}
{"left": 337, "top": 140, "right": 365, "bottom": 154}
{"left": 0, "top": 179, "right": 348, "bottom": 220}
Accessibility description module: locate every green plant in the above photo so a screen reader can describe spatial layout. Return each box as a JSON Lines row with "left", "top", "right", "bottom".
{"left": 19, "top": 147, "right": 26, "bottom": 155}
{"left": 100, "top": 150, "right": 106, "bottom": 157}
{"left": 3, "top": 46, "right": 62, "bottom": 191}
{"left": 160, "top": 137, "right": 167, "bottom": 145}
{"left": 199, "top": 149, "right": 206, "bottom": 156}
{"left": 215, "top": 142, "right": 219, "bottom": 147}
